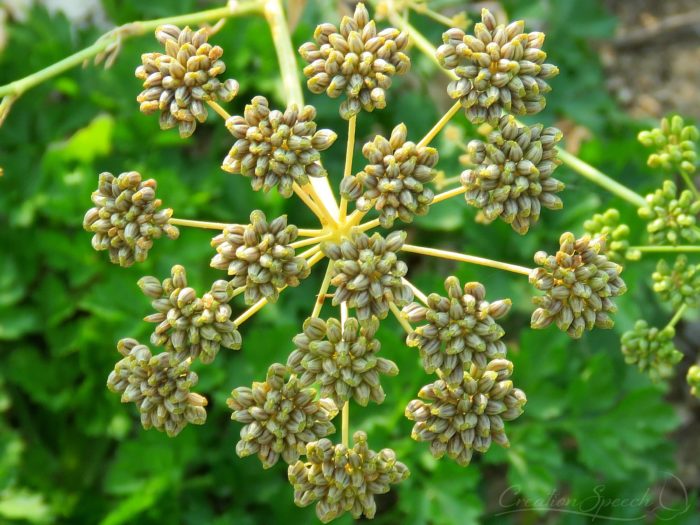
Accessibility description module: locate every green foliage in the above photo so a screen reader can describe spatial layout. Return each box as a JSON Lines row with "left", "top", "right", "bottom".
{"left": 0, "top": 0, "right": 696, "bottom": 524}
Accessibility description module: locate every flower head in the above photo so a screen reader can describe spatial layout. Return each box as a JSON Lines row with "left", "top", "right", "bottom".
{"left": 621, "top": 320, "right": 681, "bottom": 382}
{"left": 688, "top": 364, "right": 700, "bottom": 398}
{"left": 322, "top": 230, "right": 413, "bottom": 321}
{"left": 222, "top": 96, "right": 337, "bottom": 197}
{"left": 403, "top": 277, "right": 510, "bottom": 386}
{"left": 652, "top": 256, "right": 700, "bottom": 309}
{"left": 107, "top": 338, "right": 207, "bottom": 436}
{"left": 436, "top": 9, "right": 558, "bottom": 124}
{"left": 638, "top": 180, "right": 700, "bottom": 245}
{"left": 461, "top": 115, "right": 563, "bottom": 233}
{"left": 530, "top": 233, "right": 627, "bottom": 338}
{"left": 228, "top": 363, "right": 337, "bottom": 469}
{"left": 210, "top": 211, "right": 310, "bottom": 304}
{"left": 288, "top": 316, "right": 398, "bottom": 406}
{"left": 638, "top": 115, "right": 698, "bottom": 176}
{"left": 583, "top": 208, "right": 630, "bottom": 264}
{"left": 341, "top": 123, "right": 439, "bottom": 227}
{"left": 406, "top": 358, "right": 526, "bottom": 466}
{"left": 288, "top": 431, "right": 409, "bottom": 523}
{"left": 138, "top": 265, "right": 242, "bottom": 364}
{"left": 299, "top": 2, "right": 410, "bottom": 119}
{"left": 135, "top": 25, "right": 239, "bottom": 137}
{"left": 83, "top": 171, "right": 179, "bottom": 267}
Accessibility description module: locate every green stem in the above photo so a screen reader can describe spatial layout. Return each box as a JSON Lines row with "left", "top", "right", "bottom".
{"left": 0, "top": 1, "right": 264, "bottom": 100}
{"left": 679, "top": 171, "right": 700, "bottom": 199}
{"left": 382, "top": 3, "right": 648, "bottom": 209}
{"left": 389, "top": 302, "right": 413, "bottom": 334}
{"left": 666, "top": 304, "right": 688, "bottom": 330}
{"left": 402, "top": 243, "right": 533, "bottom": 276}
{"left": 340, "top": 301, "right": 350, "bottom": 447}
{"left": 627, "top": 245, "right": 700, "bottom": 254}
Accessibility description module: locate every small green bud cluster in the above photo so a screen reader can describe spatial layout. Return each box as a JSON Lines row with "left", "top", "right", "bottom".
{"left": 403, "top": 277, "right": 510, "bottom": 386}
{"left": 228, "top": 363, "right": 337, "bottom": 469}
{"left": 530, "top": 233, "right": 627, "bottom": 338}
{"left": 135, "top": 25, "right": 239, "bottom": 137}
{"left": 299, "top": 2, "right": 410, "bottom": 119}
{"left": 210, "top": 211, "right": 310, "bottom": 304}
{"left": 638, "top": 115, "right": 699, "bottom": 176}
{"left": 322, "top": 230, "right": 413, "bottom": 321}
{"left": 638, "top": 180, "right": 700, "bottom": 245}
{"left": 288, "top": 431, "right": 410, "bottom": 523}
{"left": 687, "top": 364, "right": 700, "bottom": 398}
{"left": 436, "top": 9, "right": 559, "bottom": 124}
{"left": 222, "top": 96, "right": 337, "bottom": 197}
{"left": 405, "top": 359, "right": 526, "bottom": 466}
{"left": 107, "top": 338, "right": 207, "bottom": 436}
{"left": 83, "top": 171, "right": 179, "bottom": 267}
{"left": 652, "top": 256, "right": 700, "bottom": 309}
{"left": 620, "top": 320, "right": 681, "bottom": 382}
{"left": 341, "top": 123, "right": 439, "bottom": 227}
{"left": 462, "top": 114, "right": 563, "bottom": 234}
{"left": 583, "top": 208, "right": 630, "bottom": 264}
{"left": 138, "top": 265, "right": 241, "bottom": 364}
{"left": 288, "top": 316, "right": 398, "bottom": 406}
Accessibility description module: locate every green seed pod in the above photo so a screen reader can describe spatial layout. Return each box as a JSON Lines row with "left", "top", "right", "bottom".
{"left": 322, "top": 229, "right": 413, "bottom": 321}
{"left": 583, "top": 208, "right": 630, "bottom": 264}
{"left": 530, "top": 232, "right": 627, "bottom": 338}
{"left": 210, "top": 210, "right": 310, "bottom": 304}
{"left": 83, "top": 171, "right": 179, "bottom": 267}
{"left": 652, "top": 256, "right": 700, "bottom": 309}
{"left": 620, "top": 320, "right": 682, "bottom": 382}
{"left": 638, "top": 180, "right": 700, "bottom": 246}
{"left": 288, "top": 431, "right": 409, "bottom": 522}
{"left": 403, "top": 277, "right": 510, "bottom": 386}
{"left": 107, "top": 339, "right": 206, "bottom": 436}
{"left": 141, "top": 265, "right": 242, "bottom": 364}
{"left": 436, "top": 9, "right": 559, "bottom": 124}
{"left": 299, "top": 3, "right": 410, "bottom": 119}
{"left": 228, "top": 363, "right": 338, "bottom": 469}
{"left": 462, "top": 115, "right": 563, "bottom": 234}
{"left": 342, "top": 123, "right": 439, "bottom": 227}
{"left": 222, "top": 96, "right": 336, "bottom": 197}
{"left": 406, "top": 358, "right": 525, "bottom": 466}
{"left": 135, "top": 25, "right": 239, "bottom": 138}
{"left": 687, "top": 364, "right": 700, "bottom": 398}
{"left": 288, "top": 316, "right": 397, "bottom": 406}
{"left": 638, "top": 115, "right": 698, "bottom": 177}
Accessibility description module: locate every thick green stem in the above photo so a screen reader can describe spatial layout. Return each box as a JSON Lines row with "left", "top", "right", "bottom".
{"left": 382, "top": 4, "right": 647, "bottom": 209}
{"left": 0, "top": 2, "right": 264, "bottom": 100}
{"left": 666, "top": 304, "right": 688, "bottom": 330}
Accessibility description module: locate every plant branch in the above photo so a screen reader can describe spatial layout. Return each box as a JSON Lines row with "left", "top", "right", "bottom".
{"left": 340, "top": 301, "right": 350, "bottom": 447}
{"left": 402, "top": 243, "right": 533, "bottom": 276}
{"left": 418, "top": 101, "right": 462, "bottom": 148}
{"left": 627, "top": 245, "right": 700, "bottom": 254}
{"left": 311, "top": 261, "right": 335, "bottom": 317}
{"left": 402, "top": 278, "right": 429, "bottom": 305}
{"left": 666, "top": 304, "right": 688, "bottom": 330}
{"left": 389, "top": 302, "right": 413, "bottom": 334}
{"left": 679, "top": 171, "right": 700, "bottom": 199}
{"left": 206, "top": 100, "right": 232, "bottom": 120}
{"left": 339, "top": 115, "right": 358, "bottom": 223}
{"left": 432, "top": 185, "right": 467, "bottom": 203}
{"left": 0, "top": 1, "right": 264, "bottom": 102}
{"left": 290, "top": 234, "right": 329, "bottom": 250}
{"left": 409, "top": 1, "right": 458, "bottom": 27}
{"left": 169, "top": 217, "right": 231, "bottom": 230}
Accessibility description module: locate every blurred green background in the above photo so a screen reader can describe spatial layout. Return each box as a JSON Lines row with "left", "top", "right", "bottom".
{"left": 0, "top": 0, "right": 698, "bottom": 523}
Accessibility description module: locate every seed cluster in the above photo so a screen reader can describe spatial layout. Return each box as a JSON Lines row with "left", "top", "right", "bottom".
{"left": 620, "top": 320, "right": 681, "bottom": 382}
{"left": 299, "top": 2, "right": 410, "bottom": 119}
{"left": 288, "top": 431, "right": 410, "bottom": 523}
{"left": 210, "top": 211, "right": 310, "bottom": 304}
{"left": 138, "top": 265, "right": 241, "bottom": 364}
{"left": 638, "top": 115, "right": 699, "bottom": 177}
{"left": 222, "top": 96, "right": 337, "bottom": 197}
{"left": 107, "top": 338, "right": 207, "bottom": 437}
{"left": 228, "top": 363, "right": 337, "bottom": 469}
{"left": 322, "top": 230, "right": 413, "bottom": 321}
{"left": 403, "top": 277, "right": 510, "bottom": 386}
{"left": 341, "top": 123, "right": 439, "bottom": 227}
{"left": 688, "top": 365, "right": 700, "bottom": 398}
{"left": 405, "top": 359, "right": 526, "bottom": 466}
{"left": 135, "top": 25, "right": 239, "bottom": 138}
{"left": 288, "top": 316, "right": 398, "bottom": 406}
{"left": 638, "top": 180, "right": 700, "bottom": 245}
{"left": 461, "top": 115, "right": 563, "bottom": 234}
{"left": 83, "top": 171, "right": 179, "bottom": 267}
{"left": 436, "top": 9, "right": 558, "bottom": 124}
{"left": 652, "top": 256, "right": 700, "bottom": 309}
{"left": 583, "top": 208, "right": 631, "bottom": 264}
{"left": 530, "top": 233, "right": 627, "bottom": 339}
